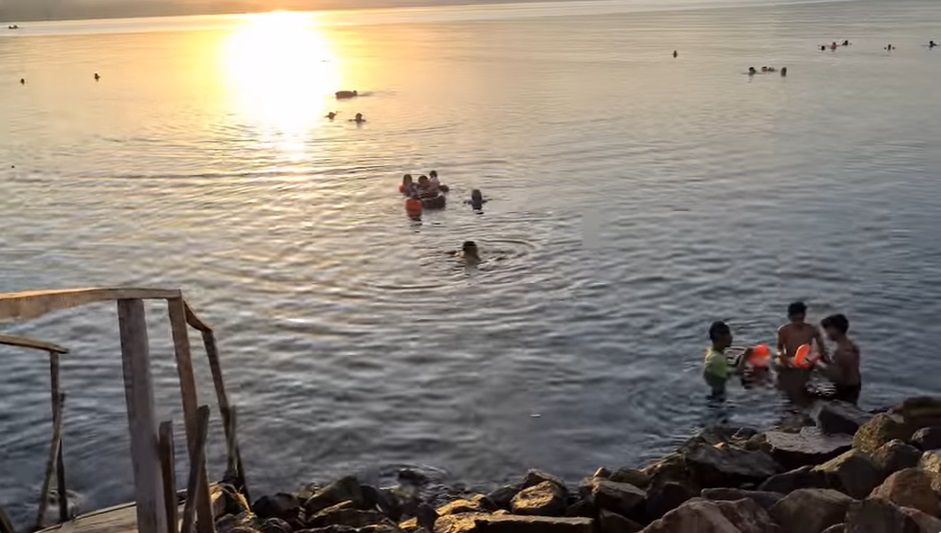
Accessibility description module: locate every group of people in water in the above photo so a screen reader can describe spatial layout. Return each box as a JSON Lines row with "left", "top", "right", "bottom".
{"left": 817, "top": 38, "right": 937, "bottom": 52}
{"left": 704, "top": 301, "right": 861, "bottom": 406}
{"left": 325, "top": 111, "right": 366, "bottom": 124}
{"left": 748, "top": 66, "right": 787, "bottom": 76}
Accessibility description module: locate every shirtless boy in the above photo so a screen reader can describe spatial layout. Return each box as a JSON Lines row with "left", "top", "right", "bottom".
{"left": 776, "top": 301, "right": 828, "bottom": 366}
{"left": 815, "top": 314, "right": 862, "bottom": 404}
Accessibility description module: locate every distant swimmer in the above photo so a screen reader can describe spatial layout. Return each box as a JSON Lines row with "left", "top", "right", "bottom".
{"left": 465, "top": 189, "right": 488, "bottom": 211}
{"left": 453, "top": 241, "right": 481, "bottom": 265}
{"left": 930, "top": 40, "right": 937, "bottom": 48}
{"left": 94, "top": 72, "right": 100, "bottom": 81}
{"left": 830, "top": 42, "right": 838, "bottom": 50}
{"left": 767, "top": 66, "right": 777, "bottom": 73}
{"left": 335, "top": 90, "right": 358, "bottom": 99}
{"left": 20, "top": 78, "right": 25, "bottom": 85}
{"left": 781, "top": 67, "right": 787, "bottom": 76}
{"left": 842, "top": 40, "right": 850, "bottom": 46}
{"left": 748, "top": 67, "right": 757, "bottom": 75}
{"left": 885, "top": 44, "right": 895, "bottom": 51}
{"left": 350, "top": 112, "right": 366, "bottom": 124}
{"left": 761, "top": 66, "right": 768, "bottom": 72}
{"left": 820, "top": 45, "right": 826, "bottom": 51}
{"left": 673, "top": 50, "right": 678, "bottom": 58}
{"left": 326, "top": 111, "right": 338, "bottom": 120}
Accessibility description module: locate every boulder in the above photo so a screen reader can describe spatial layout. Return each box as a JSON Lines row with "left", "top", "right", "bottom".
{"left": 255, "top": 493, "right": 302, "bottom": 524}
{"left": 900, "top": 506, "right": 941, "bottom": 532}
{"left": 485, "top": 485, "right": 521, "bottom": 510}
{"left": 919, "top": 450, "right": 941, "bottom": 474}
{"left": 644, "top": 481, "right": 695, "bottom": 521}
{"left": 397, "top": 468, "right": 431, "bottom": 487}
{"left": 609, "top": 468, "right": 651, "bottom": 488}
{"left": 812, "top": 401, "right": 873, "bottom": 436}
{"left": 213, "top": 484, "right": 252, "bottom": 519}
{"left": 361, "top": 486, "right": 400, "bottom": 520}
{"left": 433, "top": 513, "right": 593, "bottom": 533}
{"left": 813, "top": 449, "right": 886, "bottom": 499}
{"left": 820, "top": 526, "right": 844, "bottom": 533}
{"left": 308, "top": 507, "right": 392, "bottom": 529}
{"left": 768, "top": 488, "right": 853, "bottom": 533}
{"left": 889, "top": 397, "right": 941, "bottom": 423}
{"left": 758, "top": 465, "right": 829, "bottom": 494}
{"left": 854, "top": 414, "right": 917, "bottom": 454}
{"left": 700, "top": 488, "right": 784, "bottom": 511}
{"left": 910, "top": 427, "right": 941, "bottom": 451}
{"left": 415, "top": 503, "right": 438, "bottom": 531}
{"left": 641, "top": 453, "right": 691, "bottom": 490}
{"left": 437, "top": 496, "right": 495, "bottom": 516}
{"left": 640, "top": 497, "right": 779, "bottom": 533}
{"left": 305, "top": 477, "right": 366, "bottom": 516}
{"left": 216, "top": 512, "right": 257, "bottom": 533}
{"left": 598, "top": 510, "right": 642, "bottom": 533}
{"left": 590, "top": 480, "right": 646, "bottom": 517}
{"left": 593, "top": 468, "right": 611, "bottom": 479}
{"left": 563, "top": 499, "right": 595, "bottom": 518}
{"left": 522, "top": 470, "right": 566, "bottom": 490}
{"left": 684, "top": 442, "right": 780, "bottom": 488}
{"left": 844, "top": 499, "right": 926, "bottom": 533}
{"left": 259, "top": 518, "right": 292, "bottom": 533}
{"left": 869, "top": 468, "right": 941, "bottom": 517}
{"left": 871, "top": 440, "right": 922, "bottom": 475}
{"left": 763, "top": 427, "right": 852, "bottom": 469}
{"left": 510, "top": 482, "right": 567, "bottom": 516}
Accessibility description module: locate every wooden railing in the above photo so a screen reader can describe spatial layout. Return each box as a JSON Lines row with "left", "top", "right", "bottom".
{"left": 0, "top": 288, "right": 248, "bottom": 533}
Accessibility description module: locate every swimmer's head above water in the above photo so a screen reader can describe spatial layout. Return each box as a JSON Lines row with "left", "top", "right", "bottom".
{"left": 462, "top": 241, "right": 480, "bottom": 261}
{"left": 787, "top": 301, "right": 807, "bottom": 323}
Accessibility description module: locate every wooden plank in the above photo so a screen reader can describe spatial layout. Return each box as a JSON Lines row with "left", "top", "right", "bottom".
{"left": 0, "top": 333, "right": 68, "bottom": 354}
{"left": 0, "top": 288, "right": 181, "bottom": 321}
{"left": 181, "top": 303, "right": 211, "bottom": 334}
{"left": 228, "top": 407, "right": 249, "bottom": 504}
{"left": 159, "top": 422, "right": 179, "bottom": 533}
{"left": 200, "top": 330, "right": 232, "bottom": 464}
{"left": 118, "top": 299, "right": 167, "bottom": 533}
{"left": 167, "top": 298, "right": 214, "bottom": 533}
{"left": 36, "top": 392, "right": 65, "bottom": 530}
{"left": 50, "top": 352, "right": 69, "bottom": 524}
{"left": 180, "top": 407, "right": 210, "bottom": 533}
{"left": 0, "top": 503, "right": 15, "bottom": 533}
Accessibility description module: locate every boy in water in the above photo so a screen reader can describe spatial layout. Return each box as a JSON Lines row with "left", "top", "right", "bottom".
{"left": 814, "top": 314, "right": 862, "bottom": 404}
{"left": 703, "top": 321, "right": 748, "bottom": 400}
{"left": 776, "top": 301, "right": 828, "bottom": 366}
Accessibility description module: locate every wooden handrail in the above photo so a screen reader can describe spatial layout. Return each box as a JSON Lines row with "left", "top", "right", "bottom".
{"left": 0, "top": 334, "right": 68, "bottom": 354}
{"left": 0, "top": 288, "right": 181, "bottom": 321}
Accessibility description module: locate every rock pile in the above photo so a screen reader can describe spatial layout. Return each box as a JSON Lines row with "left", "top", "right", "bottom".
{"left": 214, "top": 397, "right": 941, "bottom": 533}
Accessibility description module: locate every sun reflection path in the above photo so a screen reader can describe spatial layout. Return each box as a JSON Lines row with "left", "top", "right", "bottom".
{"left": 221, "top": 11, "right": 341, "bottom": 157}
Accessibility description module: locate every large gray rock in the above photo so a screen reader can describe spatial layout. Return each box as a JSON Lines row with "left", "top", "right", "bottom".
{"left": 758, "top": 465, "right": 829, "bottom": 494}
{"left": 684, "top": 442, "right": 781, "bottom": 488}
{"left": 641, "top": 453, "right": 691, "bottom": 491}
{"left": 768, "top": 489, "right": 853, "bottom": 533}
{"left": 609, "top": 467, "right": 651, "bottom": 488}
{"left": 919, "top": 450, "right": 941, "bottom": 474}
{"left": 510, "top": 482, "right": 567, "bottom": 517}
{"left": 216, "top": 511, "right": 257, "bottom": 533}
{"left": 812, "top": 401, "right": 873, "bottom": 436}
{"left": 563, "top": 499, "right": 595, "bottom": 519}
{"left": 259, "top": 518, "right": 292, "bottom": 533}
{"left": 640, "top": 497, "right": 779, "bottom": 533}
{"left": 644, "top": 481, "right": 695, "bottom": 521}
{"left": 700, "top": 488, "right": 784, "bottom": 511}
{"left": 590, "top": 480, "right": 647, "bottom": 517}
{"left": 763, "top": 427, "right": 852, "bottom": 469}
{"left": 255, "top": 493, "right": 301, "bottom": 521}
{"left": 889, "top": 397, "right": 941, "bottom": 423}
{"left": 844, "top": 499, "right": 931, "bottom": 533}
{"left": 437, "top": 496, "right": 495, "bottom": 516}
{"left": 869, "top": 468, "right": 941, "bottom": 517}
{"left": 813, "top": 449, "right": 886, "bottom": 499}
{"left": 433, "top": 513, "right": 593, "bottom": 533}
{"left": 307, "top": 507, "right": 393, "bottom": 529}
{"left": 900, "top": 506, "right": 941, "bottom": 532}
{"left": 305, "top": 477, "right": 366, "bottom": 516}
{"left": 910, "top": 427, "right": 941, "bottom": 451}
{"left": 522, "top": 470, "right": 566, "bottom": 490}
{"left": 854, "top": 414, "right": 918, "bottom": 454}
{"left": 597, "top": 510, "right": 642, "bottom": 533}
{"left": 871, "top": 440, "right": 922, "bottom": 475}
{"left": 485, "top": 485, "right": 521, "bottom": 510}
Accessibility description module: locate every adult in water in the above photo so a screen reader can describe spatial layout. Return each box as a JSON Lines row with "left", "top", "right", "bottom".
{"left": 813, "top": 314, "right": 861, "bottom": 404}
{"left": 748, "top": 67, "right": 757, "bottom": 76}
{"left": 454, "top": 241, "right": 480, "bottom": 264}
{"left": 351, "top": 113, "right": 366, "bottom": 124}
{"left": 466, "top": 189, "right": 487, "bottom": 211}
{"left": 326, "top": 111, "right": 338, "bottom": 120}
{"left": 930, "top": 40, "right": 937, "bottom": 48}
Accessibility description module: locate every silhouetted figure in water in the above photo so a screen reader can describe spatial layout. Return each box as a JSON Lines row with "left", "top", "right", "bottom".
{"left": 466, "top": 189, "right": 487, "bottom": 211}
{"left": 820, "top": 45, "right": 826, "bottom": 51}
{"left": 94, "top": 73, "right": 100, "bottom": 81}
{"left": 781, "top": 67, "right": 787, "bottom": 76}
{"left": 20, "top": 78, "right": 25, "bottom": 85}
{"left": 748, "top": 67, "right": 757, "bottom": 76}
{"left": 673, "top": 50, "right": 678, "bottom": 58}
{"left": 930, "top": 41, "right": 937, "bottom": 49}
{"left": 350, "top": 113, "right": 366, "bottom": 124}
{"left": 842, "top": 40, "right": 850, "bottom": 46}
{"left": 326, "top": 112, "right": 338, "bottom": 120}
{"left": 885, "top": 44, "right": 895, "bottom": 51}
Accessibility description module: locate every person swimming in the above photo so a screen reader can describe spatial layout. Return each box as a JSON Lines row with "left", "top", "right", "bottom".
{"left": 781, "top": 67, "right": 787, "bottom": 76}
{"left": 702, "top": 321, "right": 749, "bottom": 401}
{"left": 842, "top": 40, "right": 850, "bottom": 46}
{"left": 930, "top": 40, "right": 937, "bottom": 48}
{"left": 831, "top": 41, "right": 838, "bottom": 50}
{"left": 820, "top": 45, "right": 826, "bottom": 51}
{"left": 20, "top": 78, "right": 25, "bottom": 85}
{"left": 776, "top": 301, "right": 829, "bottom": 367}
{"left": 748, "top": 67, "right": 757, "bottom": 75}
{"left": 885, "top": 44, "right": 895, "bottom": 51}
{"left": 466, "top": 189, "right": 487, "bottom": 211}
{"left": 94, "top": 72, "right": 100, "bottom": 81}
{"left": 350, "top": 113, "right": 366, "bottom": 124}
{"left": 450, "top": 241, "right": 481, "bottom": 265}
{"left": 673, "top": 50, "right": 678, "bottom": 58}
{"left": 326, "top": 112, "right": 338, "bottom": 120}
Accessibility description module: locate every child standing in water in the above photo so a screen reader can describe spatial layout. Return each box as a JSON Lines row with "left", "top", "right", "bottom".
{"left": 703, "top": 321, "right": 748, "bottom": 400}
{"left": 776, "top": 301, "right": 829, "bottom": 366}
{"left": 814, "top": 314, "right": 862, "bottom": 404}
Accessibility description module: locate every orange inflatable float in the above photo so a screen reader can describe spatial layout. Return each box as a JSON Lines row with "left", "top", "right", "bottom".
{"left": 748, "top": 344, "right": 771, "bottom": 367}
{"left": 793, "top": 344, "right": 819, "bottom": 368}
{"left": 405, "top": 197, "right": 422, "bottom": 217}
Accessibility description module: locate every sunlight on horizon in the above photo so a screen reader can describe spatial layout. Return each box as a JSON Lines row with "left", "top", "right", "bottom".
{"left": 221, "top": 11, "right": 341, "bottom": 157}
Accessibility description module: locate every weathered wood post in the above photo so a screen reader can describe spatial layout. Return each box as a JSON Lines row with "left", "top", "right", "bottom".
{"left": 180, "top": 406, "right": 211, "bottom": 533}
{"left": 159, "top": 421, "right": 179, "bottom": 533}
{"left": 118, "top": 299, "right": 167, "bottom": 533}
{"left": 48, "top": 351, "right": 69, "bottom": 524}
{"left": 35, "top": 392, "right": 65, "bottom": 530}
{"left": 167, "top": 298, "right": 214, "bottom": 533}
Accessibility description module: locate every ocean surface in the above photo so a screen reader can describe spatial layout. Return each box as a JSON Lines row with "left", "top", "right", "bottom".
{"left": 2, "top": 0, "right": 941, "bottom": 525}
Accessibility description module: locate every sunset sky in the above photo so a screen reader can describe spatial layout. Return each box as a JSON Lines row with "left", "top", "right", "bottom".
{"left": 2, "top": 0, "right": 495, "bottom": 21}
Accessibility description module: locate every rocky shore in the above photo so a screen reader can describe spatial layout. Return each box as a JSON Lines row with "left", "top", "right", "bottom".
{"left": 212, "top": 397, "right": 941, "bottom": 533}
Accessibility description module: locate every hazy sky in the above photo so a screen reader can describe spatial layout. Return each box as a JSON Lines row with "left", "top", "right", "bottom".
{"left": 0, "top": 0, "right": 471, "bottom": 21}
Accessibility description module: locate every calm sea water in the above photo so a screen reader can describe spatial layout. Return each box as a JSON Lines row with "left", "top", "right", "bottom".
{"left": 2, "top": 0, "right": 941, "bottom": 525}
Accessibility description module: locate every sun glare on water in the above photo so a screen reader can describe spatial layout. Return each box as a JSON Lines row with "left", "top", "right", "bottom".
{"left": 222, "top": 11, "right": 341, "bottom": 156}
